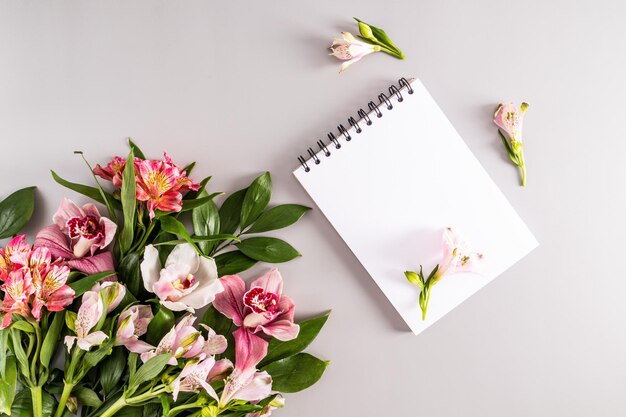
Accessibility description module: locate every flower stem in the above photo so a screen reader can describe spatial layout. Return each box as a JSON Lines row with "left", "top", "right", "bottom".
{"left": 420, "top": 286, "right": 432, "bottom": 320}
{"left": 520, "top": 163, "right": 526, "bottom": 187}
{"left": 30, "top": 386, "right": 43, "bottom": 417}
{"left": 99, "top": 396, "right": 128, "bottom": 417}
{"left": 53, "top": 382, "right": 75, "bottom": 417}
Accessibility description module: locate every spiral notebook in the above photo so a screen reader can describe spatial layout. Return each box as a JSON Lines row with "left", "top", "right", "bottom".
{"left": 293, "top": 78, "right": 538, "bottom": 335}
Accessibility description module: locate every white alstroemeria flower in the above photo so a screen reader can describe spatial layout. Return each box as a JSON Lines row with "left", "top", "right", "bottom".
{"left": 64, "top": 291, "right": 108, "bottom": 351}
{"left": 140, "top": 243, "right": 223, "bottom": 312}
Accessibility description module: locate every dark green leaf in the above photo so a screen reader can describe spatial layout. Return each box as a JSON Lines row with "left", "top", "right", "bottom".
{"left": 159, "top": 216, "right": 198, "bottom": 251}
{"left": 237, "top": 237, "right": 300, "bottom": 263}
{"left": 82, "top": 339, "right": 114, "bottom": 371}
{"left": 219, "top": 188, "right": 247, "bottom": 235}
{"left": 73, "top": 386, "right": 102, "bottom": 408}
{"left": 9, "top": 330, "right": 29, "bottom": 379}
{"left": 50, "top": 171, "right": 121, "bottom": 210}
{"left": 245, "top": 204, "right": 310, "bottom": 234}
{"left": 0, "top": 356, "right": 16, "bottom": 414}
{"left": 262, "top": 353, "right": 329, "bottom": 393}
{"left": 100, "top": 347, "right": 127, "bottom": 396}
{"left": 200, "top": 305, "right": 233, "bottom": 338}
{"left": 68, "top": 271, "right": 116, "bottom": 297}
{"left": 40, "top": 311, "right": 65, "bottom": 369}
{"left": 127, "top": 138, "right": 146, "bottom": 159}
{"left": 128, "top": 353, "right": 172, "bottom": 390}
{"left": 192, "top": 190, "right": 220, "bottom": 254}
{"left": 214, "top": 251, "right": 257, "bottom": 276}
{"left": 7, "top": 388, "right": 56, "bottom": 417}
{"left": 118, "top": 253, "right": 142, "bottom": 297}
{"left": 146, "top": 305, "right": 174, "bottom": 346}
{"left": 118, "top": 151, "right": 137, "bottom": 255}
{"left": 240, "top": 172, "right": 272, "bottom": 230}
{"left": 260, "top": 312, "right": 330, "bottom": 367}
{"left": 0, "top": 187, "right": 36, "bottom": 239}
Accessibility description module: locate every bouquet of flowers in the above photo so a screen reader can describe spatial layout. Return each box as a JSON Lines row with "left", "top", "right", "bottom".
{"left": 0, "top": 140, "right": 329, "bottom": 417}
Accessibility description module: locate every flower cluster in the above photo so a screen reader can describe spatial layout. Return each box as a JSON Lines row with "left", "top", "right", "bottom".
{"left": 0, "top": 141, "right": 326, "bottom": 417}
{"left": 405, "top": 227, "right": 483, "bottom": 320}
{"left": 0, "top": 236, "right": 74, "bottom": 328}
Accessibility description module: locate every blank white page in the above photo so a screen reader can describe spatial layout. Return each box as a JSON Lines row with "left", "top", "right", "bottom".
{"left": 294, "top": 78, "right": 538, "bottom": 335}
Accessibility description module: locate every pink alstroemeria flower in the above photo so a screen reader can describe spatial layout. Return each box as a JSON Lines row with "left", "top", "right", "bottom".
{"left": 64, "top": 291, "right": 108, "bottom": 351}
{"left": 140, "top": 314, "right": 205, "bottom": 365}
{"left": 494, "top": 102, "right": 529, "bottom": 186}
{"left": 213, "top": 269, "right": 299, "bottom": 341}
{"left": 91, "top": 281, "right": 125, "bottom": 313}
{"left": 29, "top": 247, "right": 74, "bottom": 320}
{"left": 329, "top": 32, "right": 380, "bottom": 73}
{"left": 219, "top": 328, "right": 272, "bottom": 408}
{"left": 432, "top": 227, "right": 484, "bottom": 284}
{"left": 93, "top": 153, "right": 199, "bottom": 220}
{"left": 34, "top": 199, "right": 116, "bottom": 276}
{"left": 0, "top": 269, "right": 34, "bottom": 328}
{"left": 171, "top": 356, "right": 219, "bottom": 401}
{"left": 115, "top": 305, "right": 154, "bottom": 354}
{"left": 141, "top": 244, "right": 223, "bottom": 312}
{"left": 0, "top": 235, "right": 31, "bottom": 279}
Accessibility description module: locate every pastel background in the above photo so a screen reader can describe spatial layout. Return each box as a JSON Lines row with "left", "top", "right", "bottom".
{"left": 1, "top": 1, "right": 624, "bottom": 416}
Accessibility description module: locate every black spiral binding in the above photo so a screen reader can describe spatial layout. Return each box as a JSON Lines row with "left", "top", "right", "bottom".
{"left": 297, "top": 77, "right": 413, "bottom": 172}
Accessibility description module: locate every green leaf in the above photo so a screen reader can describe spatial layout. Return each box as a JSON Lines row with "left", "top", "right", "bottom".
{"left": 214, "top": 251, "right": 257, "bottom": 276}
{"left": 219, "top": 188, "right": 247, "bottom": 235}
{"left": 128, "top": 353, "right": 172, "bottom": 391}
{"left": 128, "top": 138, "right": 146, "bottom": 159}
{"left": 180, "top": 193, "right": 223, "bottom": 212}
{"left": 262, "top": 353, "right": 329, "bottom": 393}
{"left": 7, "top": 387, "right": 56, "bottom": 417}
{"left": 159, "top": 216, "right": 198, "bottom": 251}
{"left": 0, "top": 187, "right": 36, "bottom": 239}
{"left": 0, "top": 356, "right": 17, "bottom": 415}
{"left": 9, "top": 320, "right": 34, "bottom": 333}
{"left": 100, "top": 347, "right": 128, "bottom": 396}
{"left": 74, "top": 386, "right": 102, "bottom": 408}
{"left": 118, "top": 150, "right": 137, "bottom": 255}
{"left": 0, "top": 330, "right": 7, "bottom": 377}
{"left": 237, "top": 237, "right": 300, "bottom": 263}
{"left": 153, "top": 234, "right": 238, "bottom": 247}
{"left": 50, "top": 170, "right": 121, "bottom": 210}
{"left": 260, "top": 312, "right": 330, "bottom": 367}
{"left": 404, "top": 271, "right": 423, "bottom": 288}
{"left": 118, "top": 252, "right": 142, "bottom": 297}
{"left": 354, "top": 17, "right": 405, "bottom": 58}
{"left": 240, "top": 172, "right": 272, "bottom": 230}
{"left": 40, "top": 311, "right": 65, "bottom": 369}
{"left": 9, "top": 329, "right": 29, "bottom": 379}
{"left": 192, "top": 190, "right": 220, "bottom": 254}
{"left": 82, "top": 339, "right": 114, "bottom": 371}
{"left": 65, "top": 311, "right": 77, "bottom": 332}
{"left": 245, "top": 204, "right": 310, "bottom": 234}
{"left": 68, "top": 271, "right": 116, "bottom": 297}
{"left": 146, "top": 305, "right": 174, "bottom": 346}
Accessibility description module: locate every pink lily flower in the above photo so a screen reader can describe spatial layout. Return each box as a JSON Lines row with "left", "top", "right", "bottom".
{"left": 171, "top": 356, "right": 219, "bottom": 401}
{"left": 329, "top": 32, "right": 380, "bottom": 73}
{"left": 34, "top": 199, "right": 116, "bottom": 276}
{"left": 494, "top": 102, "right": 529, "bottom": 186}
{"left": 140, "top": 314, "right": 205, "bottom": 365}
{"left": 29, "top": 247, "right": 74, "bottom": 320}
{"left": 219, "top": 328, "right": 272, "bottom": 408}
{"left": 93, "top": 153, "right": 199, "bottom": 220}
{"left": 115, "top": 305, "right": 154, "bottom": 354}
{"left": 91, "top": 281, "right": 125, "bottom": 313}
{"left": 64, "top": 291, "right": 108, "bottom": 351}
{"left": 0, "top": 269, "right": 34, "bottom": 328}
{"left": 0, "top": 235, "right": 32, "bottom": 279}
{"left": 141, "top": 243, "right": 223, "bottom": 312}
{"left": 432, "top": 227, "right": 484, "bottom": 284}
{"left": 213, "top": 269, "right": 299, "bottom": 341}
{"left": 93, "top": 156, "right": 127, "bottom": 188}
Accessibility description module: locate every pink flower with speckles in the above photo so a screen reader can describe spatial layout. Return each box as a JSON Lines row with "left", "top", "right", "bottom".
{"left": 213, "top": 269, "right": 299, "bottom": 341}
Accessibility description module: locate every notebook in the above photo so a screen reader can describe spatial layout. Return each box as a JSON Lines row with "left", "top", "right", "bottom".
{"left": 293, "top": 77, "right": 538, "bottom": 335}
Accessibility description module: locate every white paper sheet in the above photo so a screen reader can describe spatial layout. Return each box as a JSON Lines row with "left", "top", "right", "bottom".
{"left": 293, "top": 78, "right": 538, "bottom": 335}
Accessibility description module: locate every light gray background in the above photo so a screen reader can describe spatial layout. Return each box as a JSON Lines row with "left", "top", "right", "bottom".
{"left": 1, "top": 1, "right": 624, "bottom": 416}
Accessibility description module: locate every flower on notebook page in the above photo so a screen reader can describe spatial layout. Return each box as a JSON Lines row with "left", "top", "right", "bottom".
{"left": 404, "top": 227, "right": 484, "bottom": 320}
{"left": 494, "top": 102, "right": 530, "bottom": 186}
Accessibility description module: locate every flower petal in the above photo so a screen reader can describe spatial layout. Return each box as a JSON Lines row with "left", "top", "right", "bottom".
{"left": 212, "top": 275, "right": 246, "bottom": 326}
{"left": 165, "top": 243, "right": 199, "bottom": 274}
{"left": 67, "top": 252, "right": 116, "bottom": 276}
{"left": 34, "top": 225, "right": 73, "bottom": 259}
{"left": 250, "top": 268, "right": 283, "bottom": 296}
{"left": 232, "top": 370, "right": 272, "bottom": 402}
{"left": 140, "top": 245, "right": 161, "bottom": 294}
